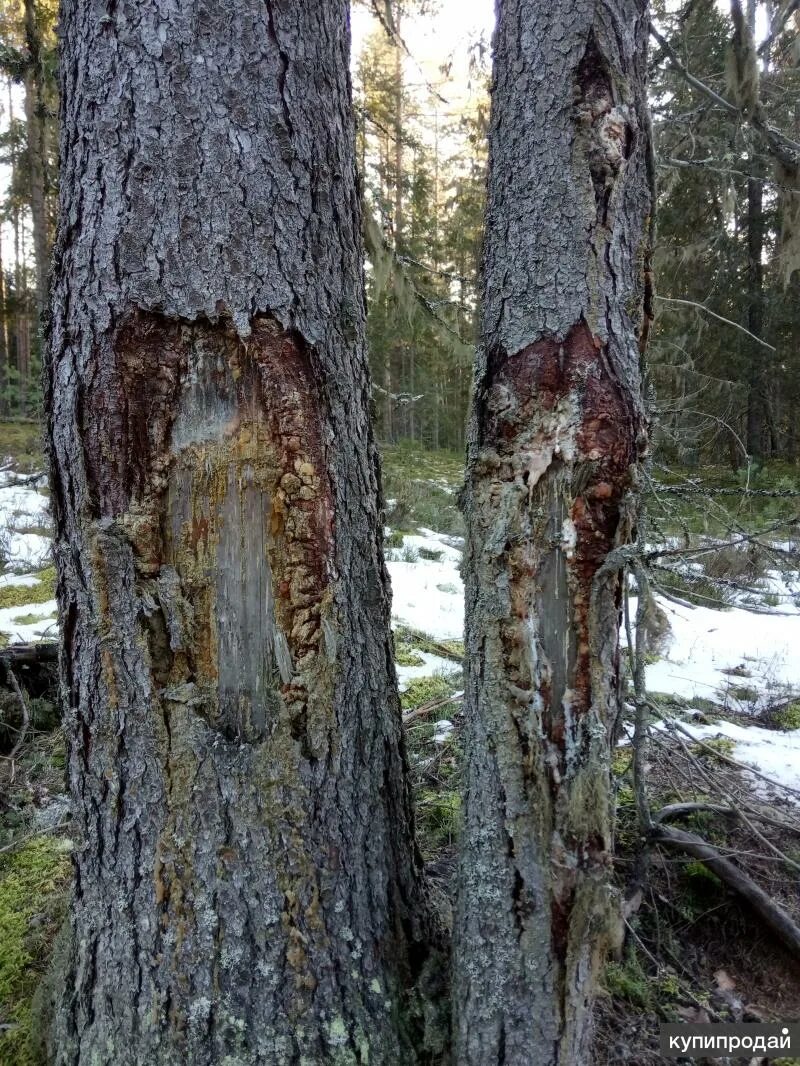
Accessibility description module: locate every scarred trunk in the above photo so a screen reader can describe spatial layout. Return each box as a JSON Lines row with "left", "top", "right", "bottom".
{"left": 44, "top": 2, "right": 434, "bottom": 1062}
{"left": 453, "top": 3, "right": 652, "bottom": 1064}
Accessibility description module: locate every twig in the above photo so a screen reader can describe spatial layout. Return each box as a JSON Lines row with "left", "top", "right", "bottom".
{"left": 5, "top": 666, "right": 30, "bottom": 784}
{"left": 403, "top": 692, "right": 462, "bottom": 727}
{"left": 666, "top": 717, "right": 800, "bottom": 799}
{"left": 653, "top": 295, "right": 777, "bottom": 352}
{"left": 0, "top": 817, "right": 70, "bottom": 855}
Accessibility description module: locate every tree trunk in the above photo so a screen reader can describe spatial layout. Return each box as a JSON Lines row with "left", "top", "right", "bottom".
{"left": 454, "top": 3, "right": 652, "bottom": 1064}
{"left": 393, "top": 5, "right": 404, "bottom": 255}
{"left": 745, "top": 174, "right": 768, "bottom": 460}
{"left": 0, "top": 227, "right": 8, "bottom": 417}
{"left": 45, "top": 3, "right": 434, "bottom": 1063}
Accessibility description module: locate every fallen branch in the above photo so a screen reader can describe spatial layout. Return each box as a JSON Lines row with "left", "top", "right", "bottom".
{"left": 652, "top": 823, "right": 800, "bottom": 962}
{"left": 403, "top": 693, "right": 462, "bottom": 727}
{"left": 653, "top": 801, "right": 800, "bottom": 836}
{"left": 396, "top": 626, "right": 463, "bottom": 665}
{"left": 0, "top": 642, "right": 58, "bottom": 666}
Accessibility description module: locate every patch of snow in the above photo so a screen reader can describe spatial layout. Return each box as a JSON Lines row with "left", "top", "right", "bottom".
{"left": 0, "top": 572, "right": 41, "bottom": 589}
{"left": 396, "top": 651, "right": 456, "bottom": 691}
{"left": 0, "top": 480, "right": 50, "bottom": 525}
{"left": 676, "top": 718, "right": 800, "bottom": 795}
{"left": 4, "top": 531, "right": 52, "bottom": 571}
{"left": 400, "top": 528, "right": 464, "bottom": 564}
{"left": 433, "top": 720, "right": 455, "bottom": 745}
{"left": 631, "top": 595, "right": 800, "bottom": 710}
{"left": 0, "top": 599, "right": 58, "bottom": 644}
{"left": 387, "top": 530, "right": 464, "bottom": 641}
{"left": 0, "top": 477, "right": 53, "bottom": 570}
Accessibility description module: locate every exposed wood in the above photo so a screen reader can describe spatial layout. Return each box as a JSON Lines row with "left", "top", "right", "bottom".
{"left": 44, "top": 2, "right": 437, "bottom": 1061}
{"left": 453, "top": 3, "right": 653, "bottom": 1063}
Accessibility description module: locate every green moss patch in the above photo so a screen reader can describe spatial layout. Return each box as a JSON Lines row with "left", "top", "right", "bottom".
{"left": 10, "top": 614, "right": 52, "bottom": 628}
{"left": 0, "top": 836, "right": 71, "bottom": 1065}
{"left": 395, "top": 642, "right": 425, "bottom": 668}
{"left": 0, "top": 422, "right": 44, "bottom": 471}
{"left": 400, "top": 675, "right": 454, "bottom": 711}
{"left": 774, "top": 702, "right": 800, "bottom": 731}
{"left": 416, "top": 788, "right": 461, "bottom": 853}
{"left": 603, "top": 956, "right": 653, "bottom": 1010}
{"left": 0, "top": 569, "right": 56, "bottom": 611}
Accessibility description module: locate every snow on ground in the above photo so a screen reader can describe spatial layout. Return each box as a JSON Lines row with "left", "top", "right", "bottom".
{"left": 642, "top": 596, "right": 800, "bottom": 710}
{"left": 0, "top": 600, "right": 58, "bottom": 644}
{"left": 433, "top": 720, "right": 455, "bottom": 744}
{"left": 0, "top": 463, "right": 796, "bottom": 798}
{"left": 386, "top": 529, "right": 464, "bottom": 641}
{"left": 669, "top": 719, "right": 800, "bottom": 796}
{"left": 0, "top": 472, "right": 57, "bottom": 642}
{"left": 386, "top": 530, "right": 800, "bottom": 715}
{"left": 0, "top": 572, "right": 41, "bottom": 589}
{"left": 396, "top": 650, "right": 456, "bottom": 691}
{"left": 0, "top": 473, "right": 52, "bottom": 571}
{"left": 4, "top": 530, "right": 52, "bottom": 571}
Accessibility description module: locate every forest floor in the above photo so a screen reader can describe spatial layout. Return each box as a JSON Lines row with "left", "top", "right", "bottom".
{"left": 1, "top": 426, "right": 799, "bottom": 1063}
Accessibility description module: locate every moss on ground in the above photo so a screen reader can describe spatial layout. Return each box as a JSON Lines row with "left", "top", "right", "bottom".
{"left": 603, "top": 955, "right": 654, "bottom": 1010}
{"left": 692, "top": 736, "right": 736, "bottom": 762}
{"left": 0, "top": 422, "right": 44, "bottom": 471}
{"left": 774, "top": 702, "right": 800, "bottom": 731}
{"left": 380, "top": 444, "right": 464, "bottom": 535}
{"left": 416, "top": 788, "right": 461, "bottom": 853}
{"left": 0, "top": 568, "right": 56, "bottom": 611}
{"left": 380, "top": 443, "right": 464, "bottom": 488}
{"left": 394, "top": 640, "right": 425, "bottom": 668}
{"left": 400, "top": 675, "right": 454, "bottom": 711}
{"left": 10, "top": 613, "right": 51, "bottom": 627}
{"left": 0, "top": 836, "right": 71, "bottom": 1065}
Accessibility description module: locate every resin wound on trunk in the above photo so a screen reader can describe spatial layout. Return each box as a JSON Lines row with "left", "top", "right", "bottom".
{"left": 87, "top": 311, "right": 336, "bottom": 748}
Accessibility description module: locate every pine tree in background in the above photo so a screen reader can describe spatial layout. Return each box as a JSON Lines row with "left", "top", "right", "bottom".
{"left": 650, "top": 0, "right": 800, "bottom": 466}
{"left": 0, "top": 0, "right": 58, "bottom": 416}
{"left": 355, "top": 4, "right": 485, "bottom": 452}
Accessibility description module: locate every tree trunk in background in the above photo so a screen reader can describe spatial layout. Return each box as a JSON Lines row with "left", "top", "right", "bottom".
{"left": 454, "top": 2, "right": 652, "bottom": 1063}
{"left": 8, "top": 84, "right": 30, "bottom": 398}
{"left": 745, "top": 174, "right": 768, "bottom": 460}
{"left": 0, "top": 228, "right": 8, "bottom": 416}
{"left": 388, "top": 4, "right": 405, "bottom": 443}
{"left": 393, "top": 5, "right": 404, "bottom": 254}
{"left": 45, "top": 3, "right": 434, "bottom": 1062}
{"left": 24, "top": 0, "right": 50, "bottom": 326}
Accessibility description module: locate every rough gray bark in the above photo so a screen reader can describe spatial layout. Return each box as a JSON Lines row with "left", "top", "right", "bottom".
{"left": 44, "top": 3, "right": 436, "bottom": 1063}
{"left": 453, "top": 2, "right": 653, "bottom": 1064}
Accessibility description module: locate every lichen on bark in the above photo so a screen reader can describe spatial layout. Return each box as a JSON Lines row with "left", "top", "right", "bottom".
{"left": 454, "top": 3, "right": 653, "bottom": 1064}
{"left": 44, "top": 2, "right": 435, "bottom": 1062}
